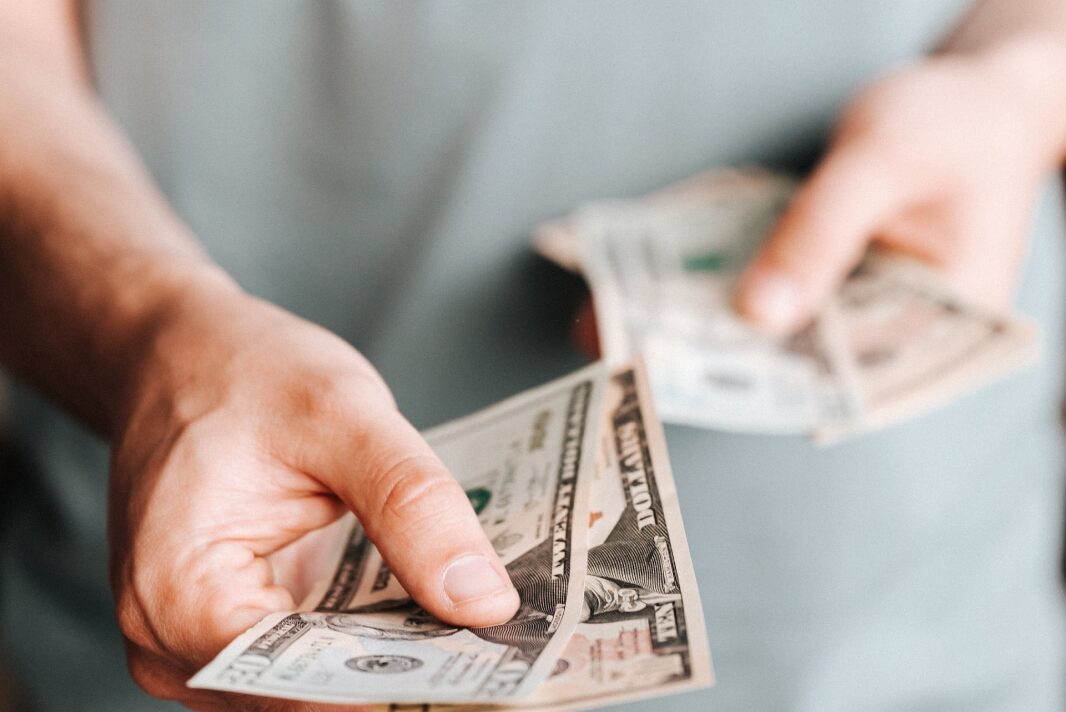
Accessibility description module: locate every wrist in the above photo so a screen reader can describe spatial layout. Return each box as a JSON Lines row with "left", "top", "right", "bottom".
{"left": 102, "top": 256, "right": 244, "bottom": 437}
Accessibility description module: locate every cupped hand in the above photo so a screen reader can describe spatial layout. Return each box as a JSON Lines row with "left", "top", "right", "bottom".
{"left": 107, "top": 279, "right": 519, "bottom": 710}
{"left": 737, "top": 38, "right": 1066, "bottom": 333}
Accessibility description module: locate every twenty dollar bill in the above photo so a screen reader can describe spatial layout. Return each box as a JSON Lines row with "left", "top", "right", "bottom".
{"left": 189, "top": 364, "right": 606, "bottom": 705}
{"left": 394, "top": 364, "right": 715, "bottom": 712}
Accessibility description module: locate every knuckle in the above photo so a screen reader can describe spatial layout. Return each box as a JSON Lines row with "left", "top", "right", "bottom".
{"left": 837, "top": 100, "right": 915, "bottom": 162}
{"left": 840, "top": 74, "right": 907, "bottom": 131}
{"left": 307, "top": 377, "right": 352, "bottom": 417}
{"left": 296, "top": 372, "right": 392, "bottom": 428}
{"left": 115, "top": 592, "right": 158, "bottom": 652}
{"left": 373, "top": 456, "right": 462, "bottom": 531}
{"left": 838, "top": 93, "right": 886, "bottom": 137}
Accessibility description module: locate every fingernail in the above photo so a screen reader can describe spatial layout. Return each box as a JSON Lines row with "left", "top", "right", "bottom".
{"left": 443, "top": 555, "right": 510, "bottom": 604}
{"left": 743, "top": 272, "right": 802, "bottom": 333}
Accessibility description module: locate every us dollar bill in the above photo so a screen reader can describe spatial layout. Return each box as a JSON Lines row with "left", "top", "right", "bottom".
{"left": 519, "top": 363, "right": 714, "bottom": 710}
{"left": 188, "top": 364, "right": 606, "bottom": 705}
{"left": 385, "top": 363, "right": 715, "bottom": 712}
{"left": 813, "top": 252, "right": 1039, "bottom": 441}
{"left": 532, "top": 167, "right": 791, "bottom": 275}
{"left": 549, "top": 168, "right": 1038, "bottom": 440}
{"left": 575, "top": 177, "right": 862, "bottom": 434}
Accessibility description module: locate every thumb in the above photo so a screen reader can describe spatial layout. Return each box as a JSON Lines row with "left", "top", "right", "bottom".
{"left": 308, "top": 400, "right": 520, "bottom": 628}
{"left": 736, "top": 143, "right": 909, "bottom": 334}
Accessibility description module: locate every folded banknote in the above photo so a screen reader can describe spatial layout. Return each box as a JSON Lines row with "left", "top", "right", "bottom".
{"left": 189, "top": 362, "right": 713, "bottom": 709}
{"left": 536, "top": 168, "right": 1038, "bottom": 441}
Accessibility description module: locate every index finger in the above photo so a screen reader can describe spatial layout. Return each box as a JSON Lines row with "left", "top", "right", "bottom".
{"left": 735, "top": 143, "right": 909, "bottom": 333}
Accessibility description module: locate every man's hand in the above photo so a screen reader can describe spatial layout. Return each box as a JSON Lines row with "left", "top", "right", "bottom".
{"left": 108, "top": 279, "right": 519, "bottom": 709}
{"left": 736, "top": 33, "right": 1066, "bottom": 334}
{"left": 0, "top": 3, "right": 518, "bottom": 710}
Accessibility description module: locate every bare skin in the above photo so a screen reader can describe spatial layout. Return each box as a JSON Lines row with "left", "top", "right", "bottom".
{"left": 736, "top": 1, "right": 1066, "bottom": 333}
{"left": 1, "top": 1, "right": 1065, "bottom": 710}
{"left": 1, "top": 3, "right": 516, "bottom": 710}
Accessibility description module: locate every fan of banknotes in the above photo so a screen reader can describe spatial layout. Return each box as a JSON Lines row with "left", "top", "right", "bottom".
{"left": 190, "top": 362, "right": 714, "bottom": 709}
{"left": 188, "top": 166, "right": 1035, "bottom": 709}
{"left": 535, "top": 168, "right": 1039, "bottom": 442}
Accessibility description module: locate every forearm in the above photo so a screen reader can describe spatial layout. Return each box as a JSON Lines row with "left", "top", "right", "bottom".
{"left": 942, "top": 0, "right": 1066, "bottom": 165}
{"left": 0, "top": 1, "right": 237, "bottom": 434}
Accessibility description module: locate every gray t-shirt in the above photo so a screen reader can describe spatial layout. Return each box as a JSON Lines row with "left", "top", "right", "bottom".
{"left": 5, "top": 2, "right": 1064, "bottom": 710}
